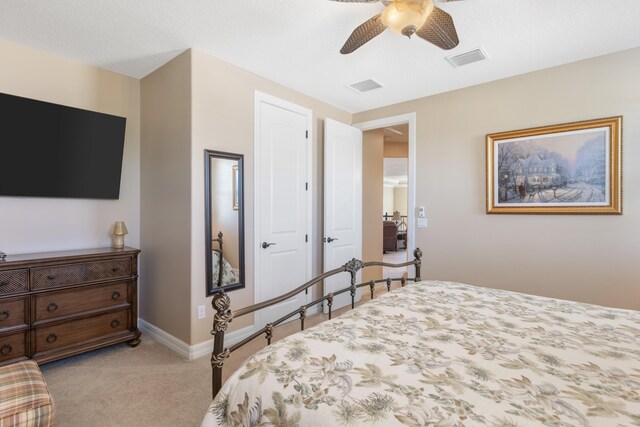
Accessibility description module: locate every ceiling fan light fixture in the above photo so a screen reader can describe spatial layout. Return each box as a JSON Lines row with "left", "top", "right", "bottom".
{"left": 381, "top": 0, "right": 434, "bottom": 38}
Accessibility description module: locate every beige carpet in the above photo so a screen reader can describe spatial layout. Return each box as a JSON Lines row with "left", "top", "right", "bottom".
{"left": 40, "top": 283, "right": 404, "bottom": 426}
{"left": 40, "top": 338, "right": 211, "bottom": 427}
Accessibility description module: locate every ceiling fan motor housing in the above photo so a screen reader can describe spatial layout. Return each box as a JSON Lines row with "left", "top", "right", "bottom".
{"left": 401, "top": 25, "right": 418, "bottom": 38}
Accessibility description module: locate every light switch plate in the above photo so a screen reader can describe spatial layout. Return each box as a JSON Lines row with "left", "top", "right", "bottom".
{"left": 417, "top": 218, "right": 428, "bottom": 228}
{"left": 197, "top": 305, "right": 206, "bottom": 320}
{"left": 418, "top": 206, "right": 426, "bottom": 218}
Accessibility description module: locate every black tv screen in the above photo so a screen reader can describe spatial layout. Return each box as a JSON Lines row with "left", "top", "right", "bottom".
{"left": 0, "top": 92, "right": 127, "bottom": 199}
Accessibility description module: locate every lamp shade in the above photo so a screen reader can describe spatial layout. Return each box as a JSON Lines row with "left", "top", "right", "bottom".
{"left": 113, "top": 221, "right": 128, "bottom": 235}
{"left": 381, "top": 0, "right": 434, "bottom": 37}
{"left": 392, "top": 211, "right": 401, "bottom": 221}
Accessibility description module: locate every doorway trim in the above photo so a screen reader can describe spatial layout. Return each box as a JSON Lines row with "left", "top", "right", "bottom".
{"left": 253, "top": 90, "right": 314, "bottom": 331}
{"left": 353, "top": 112, "right": 417, "bottom": 273}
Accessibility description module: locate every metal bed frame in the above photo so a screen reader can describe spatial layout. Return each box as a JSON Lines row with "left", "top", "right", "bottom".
{"left": 209, "top": 247, "right": 422, "bottom": 398}
{"left": 211, "top": 231, "right": 224, "bottom": 288}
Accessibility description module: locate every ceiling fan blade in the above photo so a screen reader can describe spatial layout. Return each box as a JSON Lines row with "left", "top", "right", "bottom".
{"left": 340, "top": 14, "right": 386, "bottom": 54}
{"left": 415, "top": 6, "right": 459, "bottom": 50}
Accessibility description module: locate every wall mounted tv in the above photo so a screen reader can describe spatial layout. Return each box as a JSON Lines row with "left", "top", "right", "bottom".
{"left": 0, "top": 92, "right": 127, "bottom": 199}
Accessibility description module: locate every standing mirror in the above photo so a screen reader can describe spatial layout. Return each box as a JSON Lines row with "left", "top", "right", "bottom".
{"left": 205, "top": 150, "right": 245, "bottom": 295}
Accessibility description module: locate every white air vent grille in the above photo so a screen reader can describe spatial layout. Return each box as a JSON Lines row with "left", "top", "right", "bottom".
{"left": 446, "top": 48, "right": 488, "bottom": 68}
{"left": 348, "top": 78, "right": 384, "bottom": 93}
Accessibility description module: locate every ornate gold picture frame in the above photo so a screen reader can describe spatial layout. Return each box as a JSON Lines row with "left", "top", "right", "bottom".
{"left": 486, "top": 116, "right": 622, "bottom": 214}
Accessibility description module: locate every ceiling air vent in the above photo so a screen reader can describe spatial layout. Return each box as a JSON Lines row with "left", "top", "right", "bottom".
{"left": 348, "top": 78, "right": 384, "bottom": 93}
{"left": 446, "top": 48, "right": 488, "bottom": 68}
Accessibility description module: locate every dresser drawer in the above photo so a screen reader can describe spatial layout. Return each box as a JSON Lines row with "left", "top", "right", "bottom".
{"left": 34, "top": 309, "right": 129, "bottom": 353}
{"left": 0, "top": 297, "right": 27, "bottom": 329}
{"left": 32, "top": 258, "right": 131, "bottom": 290}
{"left": 0, "top": 269, "right": 28, "bottom": 295}
{"left": 34, "top": 282, "right": 129, "bottom": 322}
{"left": 0, "top": 331, "right": 27, "bottom": 364}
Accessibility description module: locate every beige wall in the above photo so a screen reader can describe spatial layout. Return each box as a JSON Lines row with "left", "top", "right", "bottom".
{"left": 0, "top": 39, "right": 140, "bottom": 255}
{"left": 383, "top": 186, "right": 395, "bottom": 216}
{"left": 354, "top": 47, "right": 640, "bottom": 310}
{"left": 362, "top": 129, "right": 384, "bottom": 282}
{"left": 140, "top": 51, "right": 192, "bottom": 343}
{"left": 393, "top": 187, "right": 408, "bottom": 216}
{"left": 190, "top": 50, "right": 352, "bottom": 344}
{"left": 384, "top": 140, "right": 408, "bottom": 158}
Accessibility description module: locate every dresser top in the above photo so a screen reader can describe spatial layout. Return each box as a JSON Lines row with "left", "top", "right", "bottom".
{"left": 0, "top": 247, "right": 140, "bottom": 268}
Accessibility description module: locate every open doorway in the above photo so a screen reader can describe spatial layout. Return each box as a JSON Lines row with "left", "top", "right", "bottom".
{"left": 355, "top": 113, "right": 416, "bottom": 287}
{"left": 382, "top": 130, "right": 408, "bottom": 278}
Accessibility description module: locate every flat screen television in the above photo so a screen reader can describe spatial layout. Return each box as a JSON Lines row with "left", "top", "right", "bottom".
{"left": 0, "top": 92, "right": 127, "bottom": 199}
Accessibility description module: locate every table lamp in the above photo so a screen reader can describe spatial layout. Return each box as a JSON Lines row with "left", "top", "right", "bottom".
{"left": 113, "top": 221, "right": 128, "bottom": 249}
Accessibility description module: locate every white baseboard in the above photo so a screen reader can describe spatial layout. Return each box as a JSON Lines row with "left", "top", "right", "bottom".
{"left": 138, "top": 318, "right": 191, "bottom": 359}
{"left": 138, "top": 318, "right": 256, "bottom": 361}
{"left": 139, "top": 303, "right": 322, "bottom": 361}
{"left": 189, "top": 325, "right": 257, "bottom": 360}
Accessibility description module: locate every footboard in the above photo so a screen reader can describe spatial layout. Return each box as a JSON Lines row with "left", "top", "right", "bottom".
{"left": 209, "top": 248, "right": 423, "bottom": 398}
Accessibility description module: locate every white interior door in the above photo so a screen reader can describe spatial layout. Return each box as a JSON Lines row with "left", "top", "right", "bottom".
{"left": 255, "top": 93, "right": 311, "bottom": 325}
{"left": 324, "top": 118, "right": 362, "bottom": 311}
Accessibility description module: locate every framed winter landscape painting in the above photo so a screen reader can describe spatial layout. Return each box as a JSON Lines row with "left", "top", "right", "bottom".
{"left": 486, "top": 116, "right": 622, "bottom": 214}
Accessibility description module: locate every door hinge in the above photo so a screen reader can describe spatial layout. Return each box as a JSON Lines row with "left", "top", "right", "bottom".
{"left": 305, "top": 234, "right": 308, "bottom": 243}
{"left": 305, "top": 130, "right": 309, "bottom": 139}
{"left": 305, "top": 182, "right": 308, "bottom": 191}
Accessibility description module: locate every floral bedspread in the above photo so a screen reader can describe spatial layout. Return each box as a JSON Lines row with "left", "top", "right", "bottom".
{"left": 202, "top": 281, "right": 640, "bottom": 426}
{"left": 212, "top": 251, "right": 239, "bottom": 287}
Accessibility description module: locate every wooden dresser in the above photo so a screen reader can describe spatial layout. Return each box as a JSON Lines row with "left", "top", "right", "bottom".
{"left": 0, "top": 247, "right": 141, "bottom": 366}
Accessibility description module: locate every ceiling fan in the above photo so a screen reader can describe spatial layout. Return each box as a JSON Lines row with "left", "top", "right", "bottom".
{"left": 331, "top": 0, "right": 461, "bottom": 54}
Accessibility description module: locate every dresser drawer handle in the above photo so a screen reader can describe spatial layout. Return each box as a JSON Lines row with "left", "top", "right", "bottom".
{"left": 112, "top": 267, "right": 120, "bottom": 273}
{"left": 46, "top": 333, "right": 57, "bottom": 344}
{"left": 47, "top": 275, "right": 56, "bottom": 280}
{"left": 111, "top": 319, "right": 120, "bottom": 328}
{"left": 0, "top": 310, "right": 10, "bottom": 321}
{"left": 112, "top": 291, "right": 121, "bottom": 300}
{"left": 0, "top": 281, "right": 9, "bottom": 287}
{"left": 47, "top": 302, "right": 58, "bottom": 312}
{"left": 0, "top": 344, "right": 12, "bottom": 355}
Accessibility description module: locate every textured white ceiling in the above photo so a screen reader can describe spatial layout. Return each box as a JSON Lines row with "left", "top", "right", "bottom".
{"left": 384, "top": 124, "right": 409, "bottom": 143}
{"left": 384, "top": 158, "right": 408, "bottom": 179}
{"left": 0, "top": 0, "right": 639, "bottom": 113}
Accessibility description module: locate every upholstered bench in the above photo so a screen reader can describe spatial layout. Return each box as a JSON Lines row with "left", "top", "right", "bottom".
{"left": 0, "top": 360, "right": 54, "bottom": 427}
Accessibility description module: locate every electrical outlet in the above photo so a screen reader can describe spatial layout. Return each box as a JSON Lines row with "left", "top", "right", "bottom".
{"left": 197, "top": 305, "right": 206, "bottom": 320}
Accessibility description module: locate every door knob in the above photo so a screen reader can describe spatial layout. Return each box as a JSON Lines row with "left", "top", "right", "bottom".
{"left": 327, "top": 237, "right": 339, "bottom": 243}
{"left": 261, "top": 242, "right": 276, "bottom": 249}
